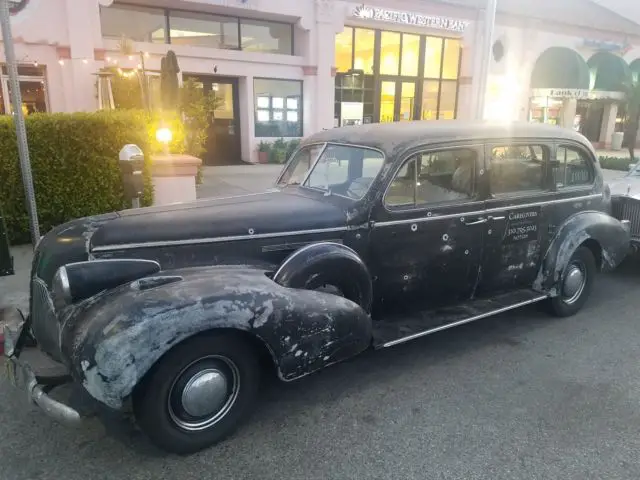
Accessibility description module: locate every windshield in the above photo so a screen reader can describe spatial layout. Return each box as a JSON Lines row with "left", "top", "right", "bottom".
{"left": 278, "top": 143, "right": 385, "bottom": 200}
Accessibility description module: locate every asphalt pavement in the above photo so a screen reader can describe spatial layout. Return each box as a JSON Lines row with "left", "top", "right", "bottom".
{"left": 2, "top": 256, "right": 640, "bottom": 479}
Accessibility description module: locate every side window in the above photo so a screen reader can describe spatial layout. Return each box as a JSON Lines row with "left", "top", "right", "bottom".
{"left": 555, "top": 146, "right": 594, "bottom": 188}
{"left": 385, "top": 148, "right": 476, "bottom": 208}
{"left": 489, "top": 144, "right": 548, "bottom": 195}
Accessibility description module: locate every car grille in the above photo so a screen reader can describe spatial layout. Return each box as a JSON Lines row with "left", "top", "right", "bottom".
{"left": 29, "top": 277, "right": 62, "bottom": 360}
{"left": 612, "top": 196, "right": 640, "bottom": 239}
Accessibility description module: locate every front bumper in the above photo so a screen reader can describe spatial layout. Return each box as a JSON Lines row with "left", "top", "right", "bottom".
{"left": 3, "top": 308, "right": 82, "bottom": 426}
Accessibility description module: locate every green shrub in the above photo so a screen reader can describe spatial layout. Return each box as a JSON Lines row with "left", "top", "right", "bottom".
{"left": 0, "top": 109, "right": 184, "bottom": 244}
{"left": 598, "top": 156, "right": 634, "bottom": 171}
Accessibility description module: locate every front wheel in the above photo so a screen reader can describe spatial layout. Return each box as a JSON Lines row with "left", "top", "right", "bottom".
{"left": 547, "top": 245, "right": 596, "bottom": 317}
{"left": 132, "top": 333, "right": 260, "bottom": 454}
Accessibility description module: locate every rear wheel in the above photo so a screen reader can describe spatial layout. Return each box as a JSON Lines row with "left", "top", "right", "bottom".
{"left": 547, "top": 246, "right": 596, "bottom": 317}
{"left": 132, "top": 332, "right": 260, "bottom": 455}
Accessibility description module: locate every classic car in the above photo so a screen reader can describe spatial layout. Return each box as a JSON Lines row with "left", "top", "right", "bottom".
{"left": 3, "top": 120, "right": 631, "bottom": 454}
{"left": 608, "top": 161, "right": 640, "bottom": 249}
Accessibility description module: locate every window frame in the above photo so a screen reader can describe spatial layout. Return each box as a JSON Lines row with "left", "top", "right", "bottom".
{"left": 0, "top": 65, "right": 49, "bottom": 115}
{"left": 100, "top": 2, "right": 295, "bottom": 54}
{"left": 485, "top": 140, "right": 554, "bottom": 199}
{"left": 553, "top": 141, "right": 597, "bottom": 192}
{"left": 382, "top": 144, "right": 483, "bottom": 213}
{"left": 253, "top": 77, "right": 303, "bottom": 138}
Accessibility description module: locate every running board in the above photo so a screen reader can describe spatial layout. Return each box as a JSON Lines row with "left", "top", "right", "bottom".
{"left": 372, "top": 289, "right": 548, "bottom": 349}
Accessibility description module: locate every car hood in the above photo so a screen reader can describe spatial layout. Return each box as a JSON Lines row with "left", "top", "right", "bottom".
{"left": 88, "top": 189, "right": 348, "bottom": 251}
{"left": 609, "top": 175, "right": 640, "bottom": 199}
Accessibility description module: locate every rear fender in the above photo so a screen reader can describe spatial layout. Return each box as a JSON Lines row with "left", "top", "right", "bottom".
{"left": 534, "top": 210, "right": 630, "bottom": 295}
{"left": 60, "top": 266, "right": 372, "bottom": 410}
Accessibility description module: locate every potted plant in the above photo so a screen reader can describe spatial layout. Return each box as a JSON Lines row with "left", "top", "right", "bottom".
{"left": 257, "top": 141, "right": 270, "bottom": 164}
{"left": 270, "top": 138, "right": 288, "bottom": 164}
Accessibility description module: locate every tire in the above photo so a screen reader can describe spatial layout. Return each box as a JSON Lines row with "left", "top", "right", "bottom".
{"left": 132, "top": 332, "right": 260, "bottom": 455}
{"left": 547, "top": 245, "right": 596, "bottom": 318}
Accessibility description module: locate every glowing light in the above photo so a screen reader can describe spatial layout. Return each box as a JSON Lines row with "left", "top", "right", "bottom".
{"left": 58, "top": 59, "right": 64, "bottom": 66}
{"left": 155, "top": 127, "right": 172, "bottom": 144}
{"left": 82, "top": 59, "right": 88, "bottom": 64}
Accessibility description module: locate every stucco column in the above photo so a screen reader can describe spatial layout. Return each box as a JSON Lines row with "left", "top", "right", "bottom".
{"left": 561, "top": 99, "right": 577, "bottom": 130}
{"left": 599, "top": 102, "right": 618, "bottom": 147}
{"left": 313, "top": 0, "right": 339, "bottom": 132}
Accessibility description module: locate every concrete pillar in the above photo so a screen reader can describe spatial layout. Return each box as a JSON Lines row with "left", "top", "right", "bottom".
{"left": 314, "top": 0, "right": 338, "bottom": 132}
{"left": 599, "top": 102, "right": 618, "bottom": 148}
{"left": 561, "top": 99, "right": 577, "bottom": 130}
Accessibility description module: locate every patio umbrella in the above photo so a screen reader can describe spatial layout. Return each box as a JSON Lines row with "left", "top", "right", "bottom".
{"left": 160, "top": 50, "right": 180, "bottom": 111}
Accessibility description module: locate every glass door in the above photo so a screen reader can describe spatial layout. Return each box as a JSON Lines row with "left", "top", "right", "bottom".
{"left": 378, "top": 79, "right": 417, "bottom": 123}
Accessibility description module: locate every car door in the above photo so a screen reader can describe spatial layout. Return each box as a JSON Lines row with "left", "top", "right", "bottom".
{"left": 368, "top": 144, "right": 486, "bottom": 313}
{"left": 475, "top": 140, "right": 555, "bottom": 296}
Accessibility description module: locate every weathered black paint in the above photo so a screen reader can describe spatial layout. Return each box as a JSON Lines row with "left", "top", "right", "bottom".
{"left": 17, "top": 121, "right": 631, "bottom": 413}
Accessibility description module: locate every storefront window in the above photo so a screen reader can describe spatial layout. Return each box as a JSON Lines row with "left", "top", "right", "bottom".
{"left": 399, "top": 82, "right": 416, "bottom": 121}
{"left": 240, "top": 19, "right": 292, "bottom": 54}
{"left": 401, "top": 34, "right": 420, "bottom": 77}
{"left": 254, "top": 78, "right": 302, "bottom": 137}
{"left": 335, "top": 27, "right": 353, "bottom": 73}
{"left": 354, "top": 28, "right": 375, "bottom": 74}
{"left": 379, "top": 80, "right": 395, "bottom": 123}
{"left": 168, "top": 11, "right": 239, "bottom": 49}
{"left": 424, "top": 37, "right": 443, "bottom": 78}
{"left": 442, "top": 39, "right": 461, "bottom": 79}
{"left": 100, "top": 4, "right": 167, "bottom": 43}
{"left": 421, "top": 80, "right": 439, "bottom": 120}
{"left": 0, "top": 65, "right": 48, "bottom": 115}
{"left": 380, "top": 32, "right": 401, "bottom": 76}
{"left": 438, "top": 81, "right": 457, "bottom": 119}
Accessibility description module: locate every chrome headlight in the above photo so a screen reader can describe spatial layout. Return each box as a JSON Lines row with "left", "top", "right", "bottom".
{"left": 51, "top": 266, "right": 72, "bottom": 311}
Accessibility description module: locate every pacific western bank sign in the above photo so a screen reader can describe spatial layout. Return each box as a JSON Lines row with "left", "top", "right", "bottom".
{"left": 352, "top": 5, "right": 469, "bottom": 33}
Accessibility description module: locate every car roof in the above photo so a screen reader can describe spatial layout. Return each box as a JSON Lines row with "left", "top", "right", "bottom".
{"left": 302, "top": 120, "right": 592, "bottom": 157}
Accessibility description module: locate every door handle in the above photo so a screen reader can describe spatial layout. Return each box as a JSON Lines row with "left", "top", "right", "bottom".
{"left": 462, "top": 217, "right": 487, "bottom": 226}
{"left": 488, "top": 215, "right": 505, "bottom": 221}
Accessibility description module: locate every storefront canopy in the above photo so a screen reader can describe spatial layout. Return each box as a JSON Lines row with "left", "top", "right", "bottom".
{"left": 587, "top": 51, "right": 632, "bottom": 92}
{"left": 530, "top": 47, "right": 590, "bottom": 90}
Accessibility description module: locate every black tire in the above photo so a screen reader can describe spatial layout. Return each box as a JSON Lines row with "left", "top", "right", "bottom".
{"left": 547, "top": 245, "right": 596, "bottom": 317}
{"left": 132, "top": 332, "right": 260, "bottom": 455}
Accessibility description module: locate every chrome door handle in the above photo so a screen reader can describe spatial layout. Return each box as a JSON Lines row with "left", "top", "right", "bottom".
{"left": 488, "top": 215, "right": 505, "bottom": 221}
{"left": 462, "top": 217, "right": 487, "bottom": 226}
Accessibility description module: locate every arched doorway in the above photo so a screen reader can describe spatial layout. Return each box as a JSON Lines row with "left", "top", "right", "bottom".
{"left": 580, "top": 51, "right": 631, "bottom": 146}
{"left": 529, "top": 47, "right": 589, "bottom": 128}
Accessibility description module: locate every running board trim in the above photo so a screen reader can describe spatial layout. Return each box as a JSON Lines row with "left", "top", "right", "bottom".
{"left": 379, "top": 295, "right": 549, "bottom": 349}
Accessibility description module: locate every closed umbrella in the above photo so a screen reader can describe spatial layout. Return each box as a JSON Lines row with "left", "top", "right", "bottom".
{"left": 160, "top": 50, "right": 180, "bottom": 111}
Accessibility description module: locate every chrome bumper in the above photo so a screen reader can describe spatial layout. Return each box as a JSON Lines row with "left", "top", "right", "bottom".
{"left": 3, "top": 308, "right": 82, "bottom": 426}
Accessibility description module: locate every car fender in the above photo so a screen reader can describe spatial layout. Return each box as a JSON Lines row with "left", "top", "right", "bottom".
{"left": 59, "top": 265, "right": 372, "bottom": 410}
{"left": 533, "top": 210, "right": 630, "bottom": 294}
{"left": 273, "top": 242, "right": 373, "bottom": 313}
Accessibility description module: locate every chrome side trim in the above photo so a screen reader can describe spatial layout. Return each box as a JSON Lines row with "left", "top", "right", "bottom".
{"left": 373, "top": 193, "right": 602, "bottom": 228}
{"left": 261, "top": 238, "right": 343, "bottom": 253}
{"left": 380, "top": 295, "right": 548, "bottom": 348}
{"left": 91, "top": 227, "right": 350, "bottom": 252}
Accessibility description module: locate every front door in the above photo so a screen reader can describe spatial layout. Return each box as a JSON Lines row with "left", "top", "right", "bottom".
{"left": 378, "top": 79, "right": 417, "bottom": 123}
{"left": 183, "top": 75, "right": 241, "bottom": 165}
{"left": 369, "top": 144, "right": 486, "bottom": 314}
{"left": 476, "top": 141, "right": 554, "bottom": 296}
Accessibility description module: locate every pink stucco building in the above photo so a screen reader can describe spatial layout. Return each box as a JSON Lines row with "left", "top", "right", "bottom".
{"left": 3, "top": 0, "right": 640, "bottom": 163}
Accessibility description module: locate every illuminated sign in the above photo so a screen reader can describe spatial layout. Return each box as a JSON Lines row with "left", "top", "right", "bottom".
{"left": 351, "top": 4, "right": 469, "bottom": 33}
{"left": 531, "top": 88, "right": 625, "bottom": 101}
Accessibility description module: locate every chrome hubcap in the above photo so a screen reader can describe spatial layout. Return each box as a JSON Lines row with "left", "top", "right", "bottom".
{"left": 562, "top": 261, "right": 586, "bottom": 304}
{"left": 168, "top": 356, "right": 240, "bottom": 431}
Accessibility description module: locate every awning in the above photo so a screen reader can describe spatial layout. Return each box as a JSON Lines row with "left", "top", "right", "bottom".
{"left": 587, "top": 51, "right": 632, "bottom": 92}
{"left": 530, "top": 47, "right": 590, "bottom": 90}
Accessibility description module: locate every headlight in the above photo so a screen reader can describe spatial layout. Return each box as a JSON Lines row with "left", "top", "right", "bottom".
{"left": 51, "top": 266, "right": 72, "bottom": 312}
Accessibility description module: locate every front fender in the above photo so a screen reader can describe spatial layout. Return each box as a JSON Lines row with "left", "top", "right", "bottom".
{"left": 59, "top": 266, "right": 372, "bottom": 410}
{"left": 534, "top": 210, "right": 630, "bottom": 293}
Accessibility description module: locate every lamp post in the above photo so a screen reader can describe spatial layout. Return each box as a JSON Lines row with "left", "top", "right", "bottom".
{"left": 0, "top": 0, "right": 39, "bottom": 247}
{"left": 475, "top": 0, "right": 498, "bottom": 120}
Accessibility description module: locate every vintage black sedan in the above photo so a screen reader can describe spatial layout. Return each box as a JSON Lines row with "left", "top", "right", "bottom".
{"left": 3, "top": 121, "right": 631, "bottom": 454}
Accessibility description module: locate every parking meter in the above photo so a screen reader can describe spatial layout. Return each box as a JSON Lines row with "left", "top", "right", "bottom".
{"left": 119, "top": 144, "right": 145, "bottom": 208}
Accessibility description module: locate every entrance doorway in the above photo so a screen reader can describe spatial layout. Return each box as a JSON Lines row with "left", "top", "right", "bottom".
{"left": 182, "top": 74, "right": 241, "bottom": 166}
{"left": 378, "top": 78, "right": 417, "bottom": 123}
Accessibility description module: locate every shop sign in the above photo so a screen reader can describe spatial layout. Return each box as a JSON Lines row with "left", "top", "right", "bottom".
{"left": 580, "top": 38, "right": 632, "bottom": 55}
{"left": 531, "top": 88, "right": 625, "bottom": 101}
{"left": 351, "top": 5, "right": 469, "bottom": 33}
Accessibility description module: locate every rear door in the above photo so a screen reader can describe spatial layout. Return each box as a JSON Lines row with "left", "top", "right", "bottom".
{"left": 476, "top": 140, "right": 555, "bottom": 295}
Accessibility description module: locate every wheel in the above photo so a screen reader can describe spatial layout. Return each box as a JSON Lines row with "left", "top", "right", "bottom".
{"left": 132, "top": 332, "right": 260, "bottom": 455}
{"left": 547, "top": 245, "right": 596, "bottom": 317}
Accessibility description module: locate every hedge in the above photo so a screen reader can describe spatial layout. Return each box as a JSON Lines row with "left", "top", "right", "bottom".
{"left": 598, "top": 156, "right": 637, "bottom": 172}
{"left": 0, "top": 110, "right": 185, "bottom": 244}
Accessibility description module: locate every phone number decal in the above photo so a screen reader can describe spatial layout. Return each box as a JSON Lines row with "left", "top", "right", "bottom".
{"left": 504, "top": 208, "right": 540, "bottom": 243}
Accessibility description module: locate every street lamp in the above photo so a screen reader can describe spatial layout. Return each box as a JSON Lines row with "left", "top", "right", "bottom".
{"left": 156, "top": 127, "right": 172, "bottom": 155}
